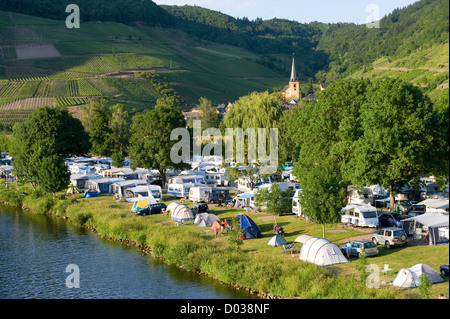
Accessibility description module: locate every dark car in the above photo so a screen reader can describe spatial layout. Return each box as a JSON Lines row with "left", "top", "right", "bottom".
{"left": 378, "top": 212, "right": 406, "bottom": 228}
{"left": 440, "top": 264, "right": 449, "bottom": 276}
{"left": 192, "top": 203, "right": 209, "bottom": 215}
{"left": 148, "top": 203, "right": 167, "bottom": 215}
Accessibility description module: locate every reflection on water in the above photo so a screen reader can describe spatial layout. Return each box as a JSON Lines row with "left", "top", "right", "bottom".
{"left": 0, "top": 205, "right": 258, "bottom": 299}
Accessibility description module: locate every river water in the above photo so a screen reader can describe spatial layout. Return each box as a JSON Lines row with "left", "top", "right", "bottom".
{"left": 0, "top": 205, "right": 258, "bottom": 299}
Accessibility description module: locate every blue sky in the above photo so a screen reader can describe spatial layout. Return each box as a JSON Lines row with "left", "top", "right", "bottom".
{"left": 153, "top": 0, "right": 420, "bottom": 24}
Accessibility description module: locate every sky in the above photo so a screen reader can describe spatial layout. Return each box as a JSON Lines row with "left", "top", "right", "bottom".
{"left": 153, "top": 0, "right": 420, "bottom": 24}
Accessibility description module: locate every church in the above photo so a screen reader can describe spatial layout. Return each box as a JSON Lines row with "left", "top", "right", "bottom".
{"left": 281, "top": 54, "right": 302, "bottom": 104}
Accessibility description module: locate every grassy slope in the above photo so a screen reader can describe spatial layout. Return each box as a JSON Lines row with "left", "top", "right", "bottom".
{"left": 345, "top": 42, "right": 449, "bottom": 101}
{"left": 0, "top": 10, "right": 287, "bottom": 113}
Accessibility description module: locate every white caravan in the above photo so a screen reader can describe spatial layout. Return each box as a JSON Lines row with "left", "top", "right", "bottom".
{"left": 340, "top": 204, "right": 379, "bottom": 228}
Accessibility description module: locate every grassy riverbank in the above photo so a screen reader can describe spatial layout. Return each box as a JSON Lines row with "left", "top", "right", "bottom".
{"left": 1, "top": 183, "right": 448, "bottom": 299}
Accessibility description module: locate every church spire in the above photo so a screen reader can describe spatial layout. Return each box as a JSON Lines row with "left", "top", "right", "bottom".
{"left": 290, "top": 53, "right": 298, "bottom": 83}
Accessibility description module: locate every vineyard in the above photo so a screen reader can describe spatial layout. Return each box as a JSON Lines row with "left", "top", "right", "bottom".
{"left": 0, "top": 97, "right": 53, "bottom": 128}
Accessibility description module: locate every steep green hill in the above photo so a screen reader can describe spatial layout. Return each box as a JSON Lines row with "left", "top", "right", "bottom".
{"left": 0, "top": 10, "right": 289, "bottom": 128}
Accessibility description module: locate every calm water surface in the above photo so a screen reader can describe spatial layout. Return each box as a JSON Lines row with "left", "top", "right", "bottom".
{"left": 0, "top": 205, "right": 258, "bottom": 299}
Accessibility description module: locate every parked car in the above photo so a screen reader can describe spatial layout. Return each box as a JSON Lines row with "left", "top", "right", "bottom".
{"left": 378, "top": 212, "right": 406, "bottom": 228}
{"left": 192, "top": 203, "right": 209, "bottom": 215}
{"left": 440, "top": 264, "right": 449, "bottom": 276}
{"left": 149, "top": 203, "right": 167, "bottom": 215}
{"left": 340, "top": 240, "right": 379, "bottom": 258}
{"left": 372, "top": 227, "right": 408, "bottom": 249}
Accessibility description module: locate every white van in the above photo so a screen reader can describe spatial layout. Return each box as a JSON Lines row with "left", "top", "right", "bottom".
{"left": 340, "top": 204, "right": 379, "bottom": 228}
{"left": 189, "top": 186, "right": 212, "bottom": 203}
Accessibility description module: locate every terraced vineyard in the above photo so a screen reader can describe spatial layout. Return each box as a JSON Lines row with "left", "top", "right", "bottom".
{"left": 0, "top": 10, "right": 287, "bottom": 128}
{"left": 0, "top": 97, "right": 53, "bottom": 128}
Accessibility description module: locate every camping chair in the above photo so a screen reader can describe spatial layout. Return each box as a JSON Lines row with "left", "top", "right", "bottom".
{"left": 283, "top": 243, "right": 299, "bottom": 255}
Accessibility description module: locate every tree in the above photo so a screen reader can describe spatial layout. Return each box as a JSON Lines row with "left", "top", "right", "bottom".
{"left": 110, "top": 104, "right": 131, "bottom": 156}
{"left": 128, "top": 97, "right": 189, "bottom": 187}
{"left": 254, "top": 182, "right": 293, "bottom": 215}
{"left": 38, "top": 155, "right": 70, "bottom": 196}
{"left": 290, "top": 79, "right": 369, "bottom": 237}
{"left": 225, "top": 163, "right": 267, "bottom": 192}
{"left": 197, "top": 97, "right": 222, "bottom": 131}
{"left": 10, "top": 106, "right": 90, "bottom": 192}
{"left": 340, "top": 78, "right": 447, "bottom": 212}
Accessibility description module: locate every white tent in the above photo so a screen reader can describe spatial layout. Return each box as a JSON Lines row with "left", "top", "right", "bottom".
{"left": 299, "top": 237, "right": 349, "bottom": 266}
{"left": 171, "top": 205, "right": 194, "bottom": 222}
{"left": 393, "top": 264, "right": 444, "bottom": 287}
{"left": 194, "top": 213, "right": 220, "bottom": 227}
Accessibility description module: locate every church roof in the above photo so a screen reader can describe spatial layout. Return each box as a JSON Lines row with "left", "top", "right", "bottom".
{"left": 290, "top": 54, "right": 298, "bottom": 83}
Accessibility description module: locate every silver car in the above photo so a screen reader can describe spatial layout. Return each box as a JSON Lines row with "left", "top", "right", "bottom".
{"left": 341, "top": 240, "right": 379, "bottom": 258}
{"left": 372, "top": 227, "right": 408, "bottom": 249}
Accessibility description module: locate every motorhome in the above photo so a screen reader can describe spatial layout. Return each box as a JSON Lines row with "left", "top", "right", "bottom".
{"left": 188, "top": 186, "right": 212, "bottom": 203}
{"left": 340, "top": 204, "right": 379, "bottom": 228}
{"left": 125, "top": 185, "right": 162, "bottom": 201}
{"left": 167, "top": 182, "right": 201, "bottom": 198}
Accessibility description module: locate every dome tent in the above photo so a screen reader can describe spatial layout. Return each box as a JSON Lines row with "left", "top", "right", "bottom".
{"left": 235, "top": 214, "right": 262, "bottom": 239}
{"left": 267, "top": 234, "right": 287, "bottom": 247}
{"left": 299, "top": 237, "right": 349, "bottom": 266}
{"left": 194, "top": 213, "right": 220, "bottom": 227}
{"left": 393, "top": 264, "right": 444, "bottom": 287}
{"left": 171, "top": 205, "right": 194, "bottom": 222}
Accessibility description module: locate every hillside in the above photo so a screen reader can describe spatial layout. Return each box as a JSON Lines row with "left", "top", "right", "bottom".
{"left": 0, "top": 10, "right": 288, "bottom": 128}
{"left": 0, "top": 0, "right": 448, "bottom": 129}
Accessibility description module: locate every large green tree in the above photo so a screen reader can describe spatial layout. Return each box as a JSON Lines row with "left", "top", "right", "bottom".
{"left": 290, "top": 79, "right": 369, "bottom": 237}
{"left": 340, "top": 78, "right": 448, "bottom": 211}
{"left": 10, "top": 106, "right": 90, "bottom": 192}
{"left": 128, "top": 97, "right": 189, "bottom": 187}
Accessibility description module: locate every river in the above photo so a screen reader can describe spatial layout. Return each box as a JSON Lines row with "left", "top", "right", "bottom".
{"left": 0, "top": 205, "right": 258, "bottom": 299}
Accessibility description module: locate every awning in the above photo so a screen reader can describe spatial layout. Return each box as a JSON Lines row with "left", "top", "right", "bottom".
{"left": 417, "top": 199, "right": 449, "bottom": 210}
{"left": 237, "top": 192, "right": 254, "bottom": 199}
{"left": 402, "top": 213, "right": 449, "bottom": 228}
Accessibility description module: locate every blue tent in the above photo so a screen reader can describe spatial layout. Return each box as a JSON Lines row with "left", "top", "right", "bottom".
{"left": 267, "top": 234, "right": 287, "bottom": 247}
{"left": 235, "top": 214, "right": 262, "bottom": 239}
{"left": 84, "top": 190, "right": 99, "bottom": 198}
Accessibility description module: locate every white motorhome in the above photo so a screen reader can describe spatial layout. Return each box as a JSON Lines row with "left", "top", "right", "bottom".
{"left": 188, "top": 186, "right": 212, "bottom": 203}
{"left": 167, "top": 182, "right": 202, "bottom": 198}
{"left": 125, "top": 185, "right": 162, "bottom": 201}
{"left": 340, "top": 204, "right": 379, "bottom": 228}
{"left": 168, "top": 175, "right": 205, "bottom": 185}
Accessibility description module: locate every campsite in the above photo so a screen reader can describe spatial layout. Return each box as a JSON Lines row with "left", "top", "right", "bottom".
{"left": 15, "top": 187, "right": 442, "bottom": 299}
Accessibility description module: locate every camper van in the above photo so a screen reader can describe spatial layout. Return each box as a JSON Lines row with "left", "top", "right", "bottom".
{"left": 340, "top": 204, "right": 379, "bottom": 228}
{"left": 189, "top": 186, "right": 212, "bottom": 203}
{"left": 168, "top": 175, "right": 205, "bottom": 185}
{"left": 168, "top": 183, "right": 202, "bottom": 198}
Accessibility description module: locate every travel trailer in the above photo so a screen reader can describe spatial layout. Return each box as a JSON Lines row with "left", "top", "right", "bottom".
{"left": 340, "top": 204, "right": 379, "bottom": 228}
{"left": 347, "top": 186, "right": 374, "bottom": 205}
{"left": 125, "top": 185, "right": 162, "bottom": 202}
{"left": 188, "top": 186, "right": 212, "bottom": 203}
{"left": 167, "top": 182, "right": 202, "bottom": 198}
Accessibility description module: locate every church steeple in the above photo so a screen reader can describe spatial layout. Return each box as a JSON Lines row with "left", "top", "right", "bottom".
{"left": 290, "top": 53, "right": 298, "bottom": 83}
